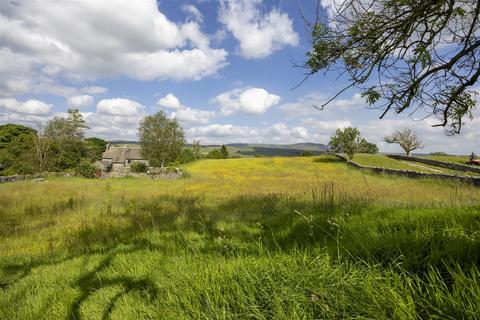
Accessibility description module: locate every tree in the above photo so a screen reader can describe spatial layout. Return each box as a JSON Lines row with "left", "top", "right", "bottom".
{"left": 30, "top": 124, "right": 55, "bottom": 173}
{"left": 220, "top": 145, "right": 229, "bottom": 159}
{"left": 138, "top": 111, "right": 186, "bottom": 167}
{"left": 328, "top": 127, "right": 362, "bottom": 161}
{"left": 192, "top": 140, "right": 202, "bottom": 159}
{"left": 44, "top": 109, "right": 90, "bottom": 170}
{"left": 85, "top": 137, "right": 108, "bottom": 161}
{"left": 304, "top": 0, "right": 480, "bottom": 134}
{"left": 384, "top": 128, "right": 424, "bottom": 156}
{"left": 0, "top": 124, "right": 37, "bottom": 174}
{"left": 358, "top": 139, "right": 379, "bottom": 154}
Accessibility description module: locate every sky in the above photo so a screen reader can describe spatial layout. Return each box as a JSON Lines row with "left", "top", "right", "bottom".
{"left": 0, "top": 0, "right": 479, "bottom": 154}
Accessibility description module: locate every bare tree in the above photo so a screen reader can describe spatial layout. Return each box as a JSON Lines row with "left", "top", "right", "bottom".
{"left": 31, "top": 123, "right": 54, "bottom": 173}
{"left": 384, "top": 129, "right": 424, "bottom": 156}
{"left": 303, "top": 0, "right": 480, "bottom": 134}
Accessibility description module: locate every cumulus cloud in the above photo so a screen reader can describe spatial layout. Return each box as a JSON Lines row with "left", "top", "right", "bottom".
{"left": 67, "top": 95, "right": 94, "bottom": 109}
{"left": 0, "top": 98, "right": 52, "bottom": 115}
{"left": 219, "top": 0, "right": 299, "bottom": 58}
{"left": 187, "top": 122, "right": 312, "bottom": 144}
{"left": 0, "top": 0, "right": 228, "bottom": 96}
{"left": 96, "top": 98, "right": 144, "bottom": 116}
{"left": 157, "top": 93, "right": 215, "bottom": 125}
{"left": 157, "top": 93, "right": 182, "bottom": 109}
{"left": 213, "top": 87, "right": 281, "bottom": 116}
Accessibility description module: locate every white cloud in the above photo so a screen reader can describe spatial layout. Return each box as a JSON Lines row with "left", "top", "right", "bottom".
{"left": 67, "top": 95, "right": 94, "bottom": 108}
{"left": 187, "top": 122, "right": 312, "bottom": 144}
{"left": 81, "top": 86, "right": 108, "bottom": 95}
{"left": 96, "top": 98, "right": 144, "bottom": 116}
{"left": 182, "top": 5, "right": 203, "bottom": 23}
{"left": 0, "top": 98, "right": 52, "bottom": 115}
{"left": 213, "top": 87, "right": 281, "bottom": 116}
{"left": 219, "top": 0, "right": 299, "bottom": 59}
{"left": 157, "top": 93, "right": 182, "bottom": 109}
{"left": 0, "top": 0, "right": 228, "bottom": 96}
{"left": 157, "top": 93, "right": 215, "bottom": 125}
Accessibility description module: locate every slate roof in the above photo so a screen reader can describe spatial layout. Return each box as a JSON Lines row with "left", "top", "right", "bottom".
{"left": 102, "top": 147, "right": 144, "bottom": 163}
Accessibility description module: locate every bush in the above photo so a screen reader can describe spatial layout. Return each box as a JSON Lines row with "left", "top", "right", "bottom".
{"left": 178, "top": 148, "right": 196, "bottom": 164}
{"left": 301, "top": 151, "right": 314, "bottom": 157}
{"left": 207, "top": 149, "right": 223, "bottom": 159}
{"left": 76, "top": 160, "right": 96, "bottom": 178}
{"left": 130, "top": 162, "right": 148, "bottom": 173}
{"left": 430, "top": 152, "right": 448, "bottom": 156}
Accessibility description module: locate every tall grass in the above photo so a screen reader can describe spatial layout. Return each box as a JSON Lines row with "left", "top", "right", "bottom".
{"left": 1, "top": 156, "right": 479, "bottom": 319}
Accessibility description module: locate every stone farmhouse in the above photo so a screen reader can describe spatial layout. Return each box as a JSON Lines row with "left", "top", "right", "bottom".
{"left": 99, "top": 144, "right": 149, "bottom": 174}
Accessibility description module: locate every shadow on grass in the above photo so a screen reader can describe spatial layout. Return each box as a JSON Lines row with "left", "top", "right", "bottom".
{"left": 1, "top": 186, "right": 480, "bottom": 319}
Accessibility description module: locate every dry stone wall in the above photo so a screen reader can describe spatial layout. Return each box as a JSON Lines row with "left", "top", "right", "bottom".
{"left": 334, "top": 154, "right": 480, "bottom": 187}
{"left": 386, "top": 154, "right": 480, "bottom": 174}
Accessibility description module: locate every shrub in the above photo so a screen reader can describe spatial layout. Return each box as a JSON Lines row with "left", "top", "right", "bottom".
{"left": 207, "top": 149, "right": 223, "bottom": 159}
{"left": 76, "top": 160, "right": 96, "bottom": 178}
{"left": 301, "top": 151, "right": 314, "bottom": 157}
{"left": 130, "top": 162, "right": 148, "bottom": 173}
{"left": 178, "top": 148, "right": 196, "bottom": 164}
{"left": 430, "top": 152, "right": 448, "bottom": 156}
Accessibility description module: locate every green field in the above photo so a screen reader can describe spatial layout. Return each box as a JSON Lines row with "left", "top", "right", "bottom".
{"left": 421, "top": 155, "right": 472, "bottom": 165}
{"left": 1, "top": 156, "right": 479, "bottom": 319}
{"left": 353, "top": 153, "right": 479, "bottom": 176}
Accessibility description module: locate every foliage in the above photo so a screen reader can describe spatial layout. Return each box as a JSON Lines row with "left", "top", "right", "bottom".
{"left": 84, "top": 137, "right": 108, "bottom": 161}
{"left": 328, "top": 127, "right": 363, "bottom": 160}
{"left": 76, "top": 159, "right": 97, "bottom": 178}
{"left": 0, "top": 124, "right": 36, "bottom": 175}
{"left": 305, "top": 0, "right": 480, "bottom": 134}
{"left": 178, "top": 148, "right": 196, "bottom": 164}
{"left": 301, "top": 151, "right": 314, "bottom": 157}
{"left": 220, "top": 144, "right": 229, "bottom": 159}
{"left": 1, "top": 156, "right": 480, "bottom": 319}
{"left": 358, "top": 139, "right": 379, "bottom": 154}
{"left": 207, "top": 148, "right": 224, "bottom": 159}
{"left": 130, "top": 162, "right": 148, "bottom": 173}
{"left": 430, "top": 152, "right": 448, "bottom": 156}
{"left": 138, "top": 111, "right": 185, "bottom": 167}
{"left": 384, "top": 128, "right": 424, "bottom": 156}
{"left": 43, "top": 109, "right": 90, "bottom": 171}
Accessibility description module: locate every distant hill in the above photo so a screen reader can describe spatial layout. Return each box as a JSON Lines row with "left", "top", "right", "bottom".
{"left": 110, "top": 141, "right": 328, "bottom": 157}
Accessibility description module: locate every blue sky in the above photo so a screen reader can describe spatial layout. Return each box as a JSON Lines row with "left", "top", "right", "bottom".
{"left": 0, "top": 0, "right": 479, "bottom": 154}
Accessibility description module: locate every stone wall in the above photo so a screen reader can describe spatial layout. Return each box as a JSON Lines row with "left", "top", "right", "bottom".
{"left": 386, "top": 154, "right": 480, "bottom": 174}
{"left": 334, "top": 154, "right": 480, "bottom": 187}
{"left": 0, "top": 174, "right": 46, "bottom": 183}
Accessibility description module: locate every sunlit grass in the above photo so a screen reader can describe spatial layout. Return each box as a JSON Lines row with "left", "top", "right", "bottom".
{"left": 1, "top": 156, "right": 479, "bottom": 319}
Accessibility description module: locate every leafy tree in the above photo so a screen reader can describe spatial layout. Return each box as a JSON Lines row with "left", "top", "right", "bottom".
{"left": 138, "top": 111, "right": 186, "bottom": 167}
{"left": 44, "top": 109, "right": 90, "bottom": 170}
{"left": 220, "top": 145, "right": 229, "bottom": 159}
{"left": 384, "top": 129, "right": 424, "bottom": 156}
{"left": 358, "top": 139, "right": 379, "bottom": 154}
{"left": 328, "top": 127, "right": 362, "bottom": 161}
{"left": 0, "top": 124, "right": 36, "bottom": 174}
{"left": 85, "top": 137, "right": 108, "bottom": 161}
{"left": 305, "top": 0, "right": 480, "bottom": 134}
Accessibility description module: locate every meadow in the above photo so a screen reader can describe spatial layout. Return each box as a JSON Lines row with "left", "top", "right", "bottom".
{"left": 1, "top": 155, "right": 479, "bottom": 319}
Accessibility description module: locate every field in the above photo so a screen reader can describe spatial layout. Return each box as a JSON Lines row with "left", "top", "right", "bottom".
{"left": 1, "top": 156, "right": 480, "bottom": 319}
{"left": 354, "top": 153, "right": 479, "bottom": 176}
